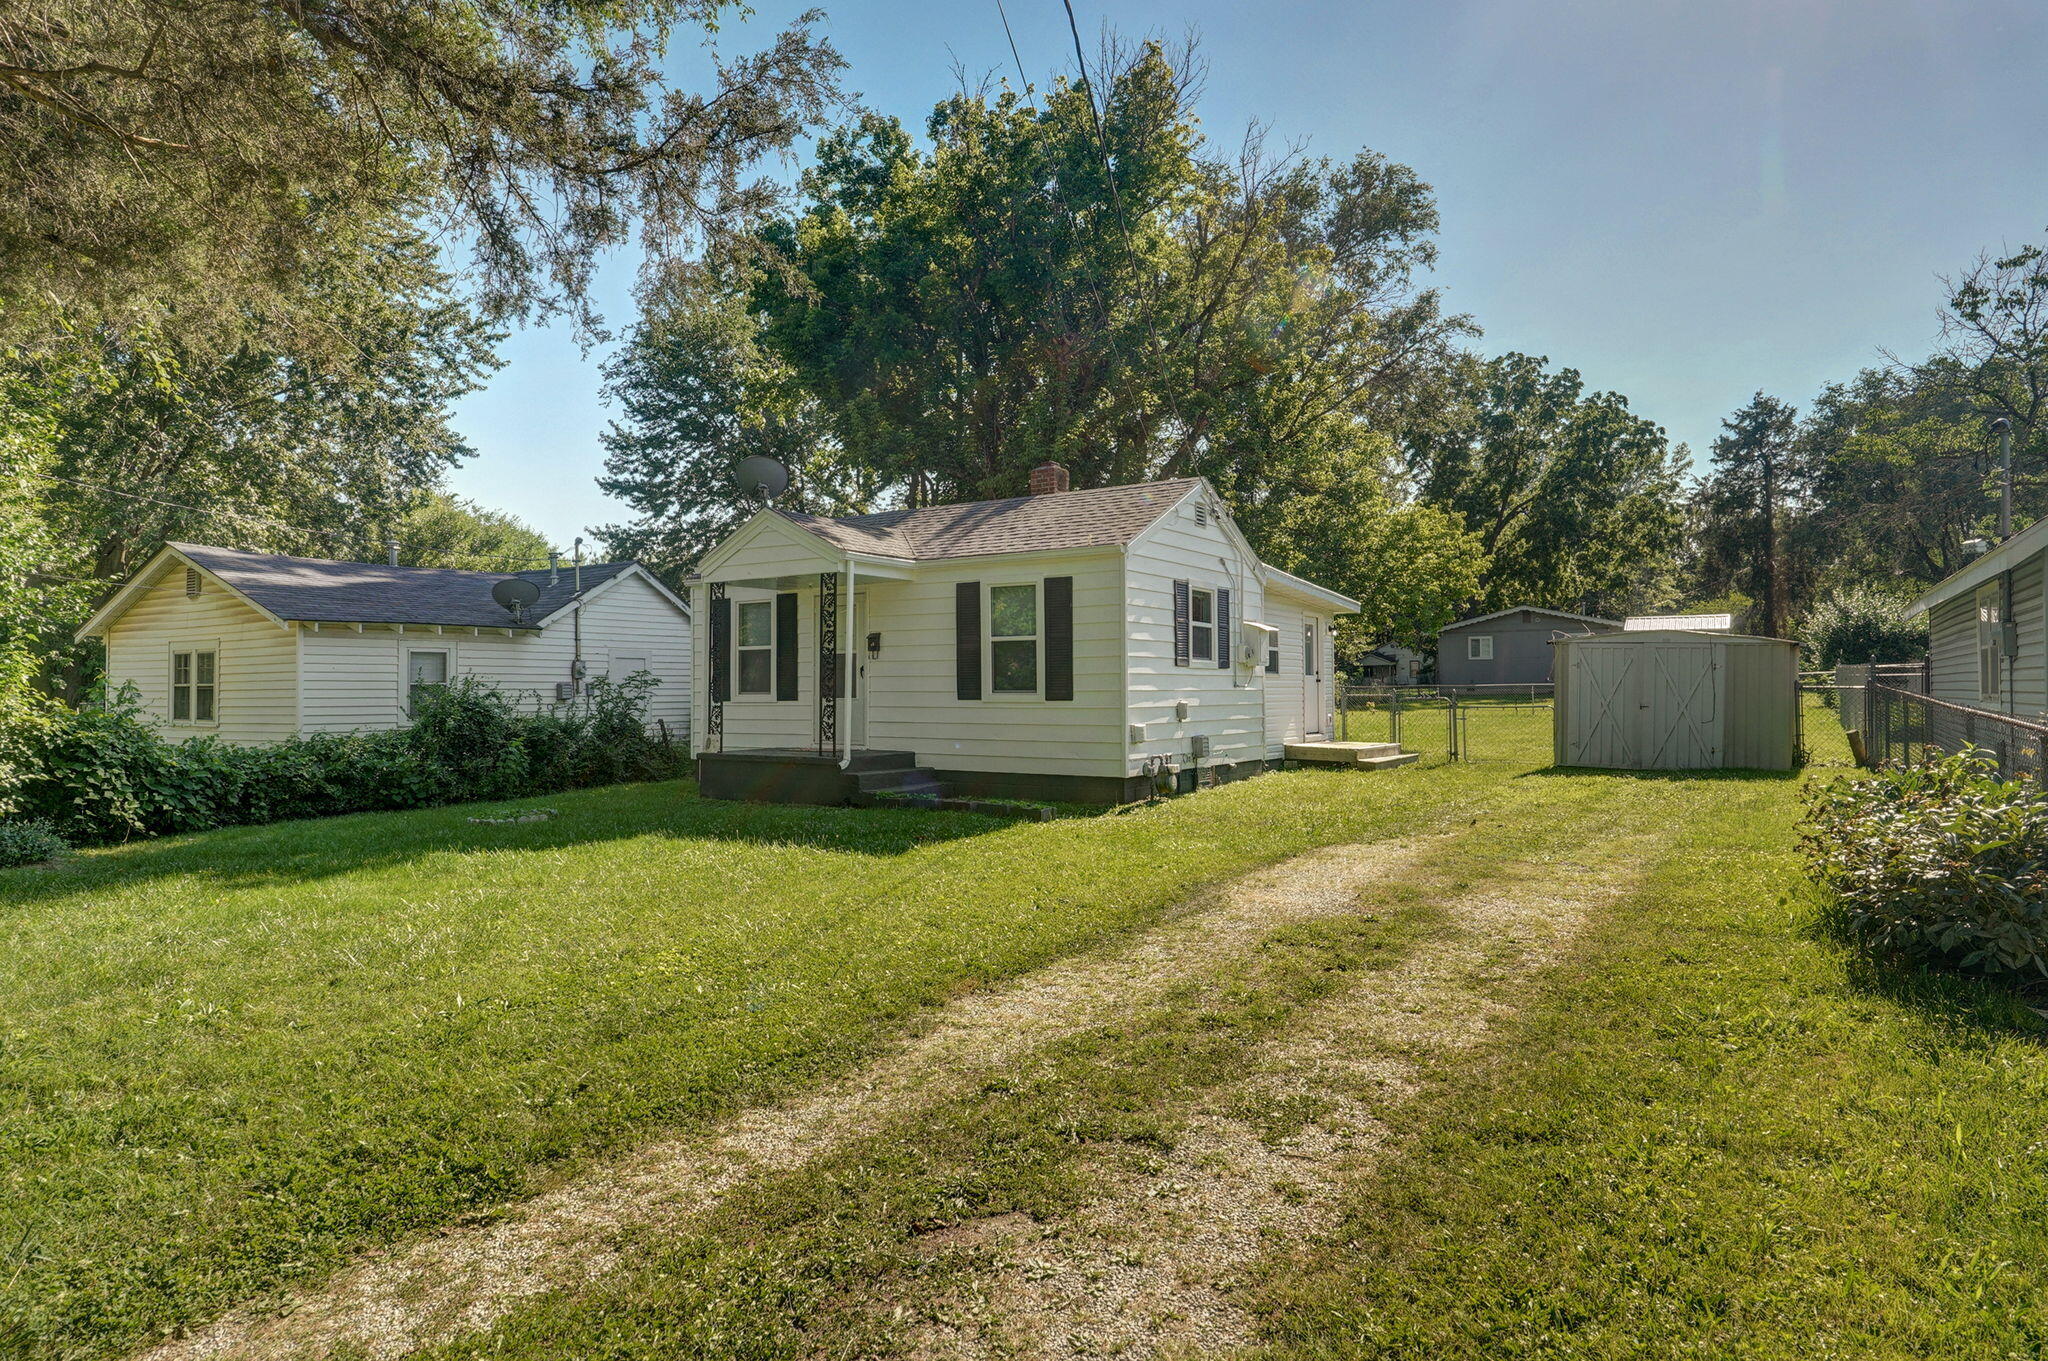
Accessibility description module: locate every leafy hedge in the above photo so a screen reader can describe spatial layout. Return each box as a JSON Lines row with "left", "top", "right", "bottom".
{"left": 0, "top": 675, "right": 686, "bottom": 845}
{"left": 1803, "top": 750, "right": 2048, "bottom": 978}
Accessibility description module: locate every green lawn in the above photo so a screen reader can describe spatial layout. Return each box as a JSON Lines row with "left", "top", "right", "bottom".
{"left": 12, "top": 707, "right": 2020, "bottom": 1361}
{"left": 0, "top": 765, "right": 1521, "bottom": 1359}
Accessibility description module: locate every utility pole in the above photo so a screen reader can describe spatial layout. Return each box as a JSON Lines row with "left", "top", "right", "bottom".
{"left": 1991, "top": 416, "right": 2014, "bottom": 540}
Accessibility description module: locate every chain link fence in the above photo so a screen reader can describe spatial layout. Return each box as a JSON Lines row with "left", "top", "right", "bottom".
{"left": 1859, "top": 683, "right": 2048, "bottom": 781}
{"left": 1337, "top": 684, "right": 1555, "bottom": 766}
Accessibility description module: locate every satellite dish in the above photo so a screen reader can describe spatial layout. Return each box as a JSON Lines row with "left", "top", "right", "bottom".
{"left": 491, "top": 576, "right": 542, "bottom": 622}
{"left": 736, "top": 455, "right": 790, "bottom": 504}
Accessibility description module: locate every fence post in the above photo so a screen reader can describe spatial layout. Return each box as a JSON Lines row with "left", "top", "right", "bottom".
{"left": 1391, "top": 687, "right": 1402, "bottom": 747}
{"left": 1447, "top": 693, "right": 1459, "bottom": 761}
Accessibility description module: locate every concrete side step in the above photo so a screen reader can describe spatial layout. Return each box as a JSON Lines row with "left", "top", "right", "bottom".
{"left": 1285, "top": 741, "right": 1403, "bottom": 765}
{"left": 1356, "top": 752, "right": 1420, "bottom": 770}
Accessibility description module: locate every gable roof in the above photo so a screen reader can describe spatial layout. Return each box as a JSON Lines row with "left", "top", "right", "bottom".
{"left": 82, "top": 542, "right": 663, "bottom": 636}
{"left": 1439, "top": 606, "right": 1621, "bottom": 633}
{"left": 773, "top": 478, "right": 1203, "bottom": 561}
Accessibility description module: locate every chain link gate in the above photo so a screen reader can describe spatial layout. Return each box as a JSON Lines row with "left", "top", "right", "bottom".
{"left": 1339, "top": 684, "right": 1555, "bottom": 765}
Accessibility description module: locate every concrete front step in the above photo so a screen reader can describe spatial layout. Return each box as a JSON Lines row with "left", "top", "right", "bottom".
{"left": 1285, "top": 740, "right": 1408, "bottom": 767}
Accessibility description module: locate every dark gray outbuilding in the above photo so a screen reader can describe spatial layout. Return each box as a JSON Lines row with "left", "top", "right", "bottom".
{"left": 1435, "top": 606, "right": 1621, "bottom": 687}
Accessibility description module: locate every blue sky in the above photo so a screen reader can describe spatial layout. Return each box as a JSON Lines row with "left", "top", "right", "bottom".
{"left": 447, "top": 0, "right": 2048, "bottom": 550}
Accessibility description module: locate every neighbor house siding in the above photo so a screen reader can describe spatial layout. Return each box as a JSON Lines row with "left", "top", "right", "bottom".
{"left": 101, "top": 565, "right": 299, "bottom": 745}
{"left": 1125, "top": 495, "right": 1269, "bottom": 776}
{"left": 298, "top": 575, "right": 690, "bottom": 735}
{"left": 1925, "top": 548, "right": 2048, "bottom": 721}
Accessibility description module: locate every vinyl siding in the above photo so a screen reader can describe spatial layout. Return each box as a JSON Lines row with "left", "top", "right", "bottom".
{"left": 1924, "top": 549, "right": 2048, "bottom": 721}
{"left": 101, "top": 564, "right": 299, "bottom": 745}
{"left": 297, "top": 574, "right": 690, "bottom": 734}
{"left": 866, "top": 553, "right": 1127, "bottom": 777}
{"left": 692, "top": 552, "right": 1130, "bottom": 776}
{"left": 1125, "top": 498, "right": 1272, "bottom": 772}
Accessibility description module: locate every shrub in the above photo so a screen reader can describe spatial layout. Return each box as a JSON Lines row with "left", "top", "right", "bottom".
{"left": 1802, "top": 750, "right": 2048, "bottom": 978}
{"left": 0, "top": 677, "right": 689, "bottom": 845}
{"left": 0, "top": 818, "right": 66, "bottom": 868}
{"left": 1801, "top": 584, "right": 1928, "bottom": 669}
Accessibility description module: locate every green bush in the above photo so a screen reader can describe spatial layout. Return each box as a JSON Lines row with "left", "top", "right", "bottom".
{"left": 0, "top": 677, "right": 686, "bottom": 846}
{"left": 1801, "top": 583, "right": 1928, "bottom": 669}
{"left": 1802, "top": 750, "right": 2048, "bottom": 978}
{"left": 0, "top": 817, "right": 66, "bottom": 868}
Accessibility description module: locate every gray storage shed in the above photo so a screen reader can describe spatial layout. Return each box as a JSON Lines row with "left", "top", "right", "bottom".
{"left": 1552, "top": 630, "right": 1799, "bottom": 770}
{"left": 1436, "top": 607, "right": 1621, "bottom": 687}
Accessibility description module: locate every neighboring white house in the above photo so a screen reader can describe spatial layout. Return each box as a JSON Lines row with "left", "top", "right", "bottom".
{"left": 1906, "top": 520, "right": 2048, "bottom": 721}
{"left": 1355, "top": 643, "right": 1424, "bottom": 686}
{"left": 685, "top": 465, "right": 1359, "bottom": 804}
{"left": 79, "top": 542, "right": 691, "bottom": 744}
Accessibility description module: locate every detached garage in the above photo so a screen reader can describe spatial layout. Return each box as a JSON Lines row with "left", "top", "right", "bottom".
{"left": 1552, "top": 630, "right": 1799, "bottom": 771}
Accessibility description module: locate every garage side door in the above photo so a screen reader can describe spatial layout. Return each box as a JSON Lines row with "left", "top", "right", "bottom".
{"left": 1646, "top": 644, "right": 1720, "bottom": 768}
{"left": 1566, "top": 643, "right": 1639, "bottom": 767}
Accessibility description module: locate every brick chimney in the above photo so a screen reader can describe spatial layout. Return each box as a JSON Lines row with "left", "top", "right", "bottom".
{"left": 1029, "top": 461, "right": 1071, "bottom": 495}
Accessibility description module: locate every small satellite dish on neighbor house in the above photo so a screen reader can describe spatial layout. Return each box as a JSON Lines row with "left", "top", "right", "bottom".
{"left": 492, "top": 576, "right": 542, "bottom": 623}
{"left": 736, "top": 455, "right": 790, "bottom": 504}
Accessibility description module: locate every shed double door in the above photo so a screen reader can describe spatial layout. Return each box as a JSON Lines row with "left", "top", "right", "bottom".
{"left": 1566, "top": 642, "right": 1721, "bottom": 768}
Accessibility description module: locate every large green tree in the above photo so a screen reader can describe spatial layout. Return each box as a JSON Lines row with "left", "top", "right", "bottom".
{"left": 602, "top": 41, "right": 1480, "bottom": 629}
{"left": 395, "top": 493, "right": 556, "bottom": 571}
{"left": 0, "top": 0, "right": 843, "bottom": 346}
{"left": 1408, "top": 352, "right": 1683, "bottom": 618}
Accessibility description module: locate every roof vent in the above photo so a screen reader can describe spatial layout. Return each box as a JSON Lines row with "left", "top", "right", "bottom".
{"left": 1193, "top": 502, "right": 1209, "bottom": 527}
{"left": 185, "top": 567, "right": 201, "bottom": 598}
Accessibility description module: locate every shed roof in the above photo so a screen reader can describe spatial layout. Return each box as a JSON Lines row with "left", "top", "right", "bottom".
{"left": 1439, "top": 605, "right": 1621, "bottom": 633}
{"left": 1624, "top": 613, "right": 1734, "bottom": 632}
{"left": 773, "top": 478, "right": 1203, "bottom": 560}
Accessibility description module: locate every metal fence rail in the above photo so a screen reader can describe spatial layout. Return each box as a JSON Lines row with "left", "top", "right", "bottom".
{"left": 1864, "top": 683, "right": 2048, "bottom": 781}
{"left": 1338, "top": 683, "right": 1554, "bottom": 765}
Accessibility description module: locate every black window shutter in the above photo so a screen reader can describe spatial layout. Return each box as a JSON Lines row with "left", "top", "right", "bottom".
{"left": 1216, "top": 587, "right": 1232, "bottom": 669}
{"left": 956, "top": 581, "right": 982, "bottom": 700}
{"left": 709, "top": 594, "right": 732, "bottom": 702}
{"left": 1045, "top": 576, "right": 1074, "bottom": 701}
{"left": 1172, "top": 579, "right": 1191, "bottom": 667}
{"left": 774, "top": 592, "right": 799, "bottom": 700}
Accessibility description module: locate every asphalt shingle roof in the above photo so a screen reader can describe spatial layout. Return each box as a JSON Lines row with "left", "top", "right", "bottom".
{"left": 773, "top": 478, "right": 1203, "bottom": 560}
{"left": 169, "top": 542, "right": 635, "bottom": 627}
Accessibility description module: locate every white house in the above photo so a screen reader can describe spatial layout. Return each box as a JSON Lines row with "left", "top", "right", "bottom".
{"left": 686, "top": 465, "right": 1359, "bottom": 804}
{"left": 79, "top": 542, "right": 691, "bottom": 744}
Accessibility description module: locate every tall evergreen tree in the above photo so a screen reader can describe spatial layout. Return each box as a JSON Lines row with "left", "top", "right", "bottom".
{"left": 1694, "top": 392, "right": 1801, "bottom": 637}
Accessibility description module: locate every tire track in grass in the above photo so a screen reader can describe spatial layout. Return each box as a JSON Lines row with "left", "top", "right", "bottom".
{"left": 883, "top": 831, "right": 1660, "bottom": 1359}
{"left": 134, "top": 833, "right": 1460, "bottom": 1361}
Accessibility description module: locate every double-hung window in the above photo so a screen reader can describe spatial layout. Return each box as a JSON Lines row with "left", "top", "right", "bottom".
{"left": 989, "top": 583, "right": 1040, "bottom": 694}
{"left": 1978, "top": 582, "right": 2004, "bottom": 698}
{"left": 171, "top": 649, "right": 216, "bottom": 723}
{"left": 1266, "top": 634, "right": 1280, "bottom": 673}
{"left": 1468, "top": 635, "right": 1494, "bottom": 661}
{"left": 737, "top": 599, "right": 774, "bottom": 695}
{"left": 1189, "top": 588, "right": 1216, "bottom": 662}
{"left": 407, "top": 649, "right": 450, "bottom": 715}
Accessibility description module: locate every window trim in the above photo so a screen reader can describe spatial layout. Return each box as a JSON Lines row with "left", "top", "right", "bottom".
{"left": 168, "top": 644, "right": 219, "bottom": 726}
{"left": 1189, "top": 586, "right": 1217, "bottom": 663}
{"left": 1467, "top": 634, "right": 1495, "bottom": 661}
{"left": 404, "top": 646, "right": 452, "bottom": 718}
{"left": 734, "top": 596, "right": 777, "bottom": 699}
{"left": 1977, "top": 581, "right": 2003, "bottom": 699}
{"left": 985, "top": 579, "right": 1044, "bottom": 700}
